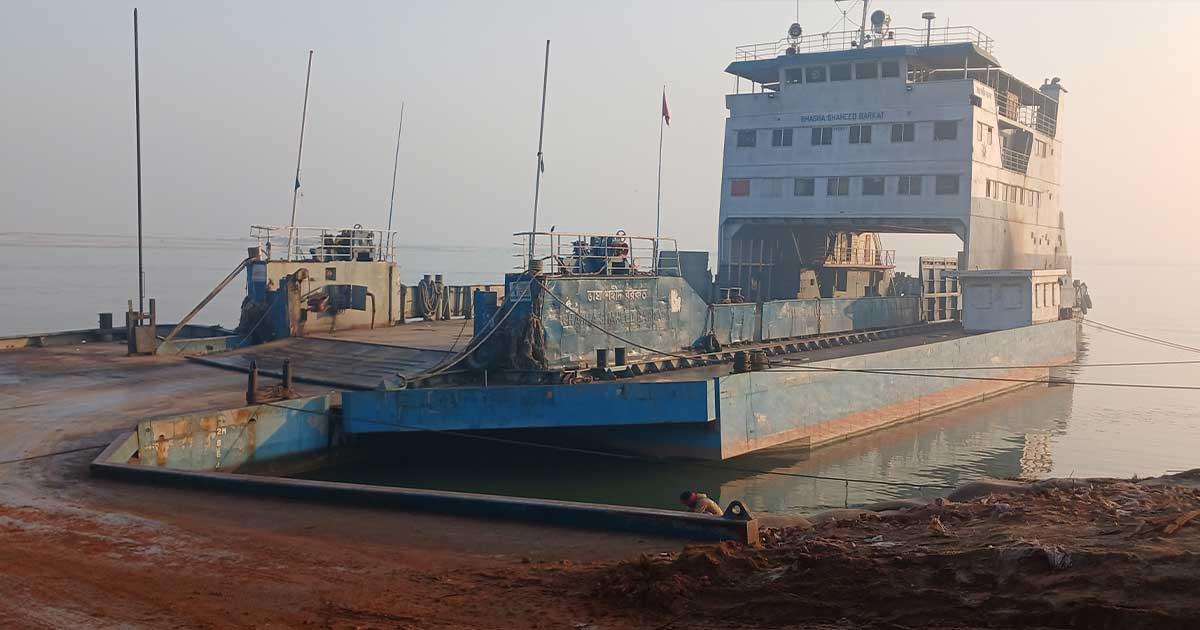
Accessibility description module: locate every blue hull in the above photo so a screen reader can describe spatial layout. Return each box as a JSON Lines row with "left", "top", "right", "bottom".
{"left": 342, "top": 319, "right": 1079, "bottom": 460}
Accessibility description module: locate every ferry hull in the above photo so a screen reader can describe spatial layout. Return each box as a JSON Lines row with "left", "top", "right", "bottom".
{"left": 342, "top": 319, "right": 1078, "bottom": 460}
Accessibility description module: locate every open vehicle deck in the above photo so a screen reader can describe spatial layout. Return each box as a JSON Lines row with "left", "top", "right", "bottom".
{"left": 186, "top": 320, "right": 965, "bottom": 391}
{"left": 187, "top": 319, "right": 471, "bottom": 389}
{"left": 627, "top": 325, "right": 966, "bottom": 383}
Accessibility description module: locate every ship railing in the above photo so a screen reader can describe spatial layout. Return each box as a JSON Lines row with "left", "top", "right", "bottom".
{"left": 823, "top": 246, "right": 896, "bottom": 268}
{"left": 250, "top": 225, "right": 398, "bottom": 263}
{"left": 993, "top": 88, "right": 1058, "bottom": 137}
{"left": 733, "top": 25, "right": 994, "bottom": 61}
{"left": 512, "top": 231, "right": 681, "bottom": 277}
{"left": 1000, "top": 147, "right": 1030, "bottom": 174}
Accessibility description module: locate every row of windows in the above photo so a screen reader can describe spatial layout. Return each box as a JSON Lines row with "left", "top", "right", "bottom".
{"left": 971, "top": 282, "right": 1060, "bottom": 310}
{"left": 985, "top": 179, "right": 1042, "bottom": 208}
{"left": 736, "top": 121, "right": 956, "bottom": 148}
{"left": 730, "top": 175, "right": 961, "bottom": 198}
{"left": 783, "top": 60, "right": 902, "bottom": 85}
{"left": 1035, "top": 282, "right": 1061, "bottom": 309}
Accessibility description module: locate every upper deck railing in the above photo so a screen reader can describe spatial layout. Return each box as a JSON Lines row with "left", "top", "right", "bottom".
{"left": 513, "top": 231, "right": 681, "bottom": 277}
{"left": 823, "top": 246, "right": 896, "bottom": 268}
{"left": 250, "top": 225, "right": 398, "bottom": 263}
{"left": 733, "top": 25, "right": 994, "bottom": 62}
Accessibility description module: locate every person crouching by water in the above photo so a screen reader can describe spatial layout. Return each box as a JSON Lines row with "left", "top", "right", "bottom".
{"left": 679, "top": 490, "right": 722, "bottom": 516}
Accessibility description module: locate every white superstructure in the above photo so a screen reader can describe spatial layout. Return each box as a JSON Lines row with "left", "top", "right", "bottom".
{"left": 717, "top": 14, "right": 1070, "bottom": 302}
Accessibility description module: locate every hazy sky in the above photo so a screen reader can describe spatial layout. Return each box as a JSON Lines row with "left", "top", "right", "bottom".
{"left": 3, "top": 0, "right": 1199, "bottom": 265}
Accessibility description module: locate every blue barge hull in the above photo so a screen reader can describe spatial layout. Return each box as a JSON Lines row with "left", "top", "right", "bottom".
{"left": 342, "top": 319, "right": 1078, "bottom": 460}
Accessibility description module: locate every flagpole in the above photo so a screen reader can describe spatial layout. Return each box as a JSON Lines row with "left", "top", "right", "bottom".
{"left": 384, "top": 101, "right": 405, "bottom": 259}
{"left": 654, "top": 85, "right": 665, "bottom": 271}
{"left": 287, "top": 49, "right": 314, "bottom": 261}
{"left": 132, "top": 8, "right": 145, "bottom": 314}
{"left": 528, "top": 39, "right": 550, "bottom": 269}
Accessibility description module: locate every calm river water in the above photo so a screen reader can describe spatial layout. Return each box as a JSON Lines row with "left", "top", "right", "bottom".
{"left": 3, "top": 233, "right": 1197, "bottom": 515}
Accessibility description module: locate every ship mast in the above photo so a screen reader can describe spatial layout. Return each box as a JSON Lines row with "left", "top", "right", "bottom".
{"left": 286, "top": 50, "right": 314, "bottom": 261}
{"left": 527, "top": 40, "right": 550, "bottom": 269}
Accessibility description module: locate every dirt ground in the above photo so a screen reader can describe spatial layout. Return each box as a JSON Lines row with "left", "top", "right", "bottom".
{"left": 0, "top": 344, "right": 677, "bottom": 629}
{"left": 3, "top": 344, "right": 1198, "bottom": 629}
{"left": 593, "top": 472, "right": 1200, "bottom": 630}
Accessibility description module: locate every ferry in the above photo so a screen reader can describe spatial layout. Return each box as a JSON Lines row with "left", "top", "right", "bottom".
{"left": 9, "top": 9, "right": 1090, "bottom": 480}
{"left": 324, "top": 9, "right": 1088, "bottom": 460}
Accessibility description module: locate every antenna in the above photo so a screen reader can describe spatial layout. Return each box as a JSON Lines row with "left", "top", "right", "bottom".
{"left": 132, "top": 8, "right": 144, "bottom": 315}
{"left": 922, "top": 11, "right": 936, "bottom": 47}
{"left": 859, "top": 0, "right": 871, "bottom": 47}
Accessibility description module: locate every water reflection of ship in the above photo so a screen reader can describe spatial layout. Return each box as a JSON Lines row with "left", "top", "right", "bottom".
{"left": 714, "top": 381, "right": 1076, "bottom": 514}
{"left": 299, "top": 379, "right": 1075, "bottom": 514}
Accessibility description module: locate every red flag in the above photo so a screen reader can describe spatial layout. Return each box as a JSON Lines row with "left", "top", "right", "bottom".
{"left": 661, "top": 91, "right": 670, "bottom": 126}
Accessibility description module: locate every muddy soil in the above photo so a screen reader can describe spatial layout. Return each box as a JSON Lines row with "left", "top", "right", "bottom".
{"left": 594, "top": 472, "right": 1200, "bottom": 629}
{"left": 1, "top": 345, "right": 677, "bottom": 629}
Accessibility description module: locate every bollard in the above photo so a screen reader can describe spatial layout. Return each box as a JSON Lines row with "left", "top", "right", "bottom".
{"left": 282, "top": 358, "right": 293, "bottom": 390}
{"left": 246, "top": 360, "right": 259, "bottom": 405}
{"left": 733, "top": 351, "right": 749, "bottom": 374}
{"left": 98, "top": 313, "right": 114, "bottom": 342}
{"left": 749, "top": 349, "right": 769, "bottom": 371}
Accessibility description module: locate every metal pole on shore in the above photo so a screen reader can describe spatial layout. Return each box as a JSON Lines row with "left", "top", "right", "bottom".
{"left": 132, "top": 8, "right": 145, "bottom": 314}
{"left": 528, "top": 40, "right": 550, "bottom": 268}
{"left": 287, "top": 50, "right": 314, "bottom": 262}
{"left": 384, "top": 102, "right": 405, "bottom": 260}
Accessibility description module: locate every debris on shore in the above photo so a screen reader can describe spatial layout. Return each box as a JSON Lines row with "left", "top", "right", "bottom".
{"left": 594, "top": 470, "right": 1200, "bottom": 629}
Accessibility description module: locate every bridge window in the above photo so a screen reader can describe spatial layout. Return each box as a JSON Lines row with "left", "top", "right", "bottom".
{"left": 934, "top": 121, "right": 958, "bottom": 141}
{"left": 730, "top": 179, "right": 750, "bottom": 197}
{"left": 785, "top": 68, "right": 803, "bottom": 84}
{"left": 830, "top": 63, "right": 852, "bottom": 81}
{"left": 811, "top": 127, "right": 833, "bottom": 145}
{"left": 854, "top": 62, "right": 878, "bottom": 79}
{"left": 806, "top": 66, "right": 827, "bottom": 82}
{"left": 771, "top": 128, "right": 793, "bottom": 147}
{"left": 849, "top": 124, "right": 872, "bottom": 144}
{"left": 862, "top": 176, "right": 885, "bottom": 195}
{"left": 935, "top": 175, "right": 960, "bottom": 195}
{"left": 794, "top": 177, "right": 815, "bottom": 196}
{"left": 736, "top": 130, "right": 757, "bottom": 147}
{"left": 890, "top": 123, "right": 914, "bottom": 142}
{"left": 826, "top": 177, "right": 850, "bottom": 196}
{"left": 898, "top": 175, "right": 922, "bottom": 195}
{"left": 881, "top": 61, "right": 900, "bottom": 78}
